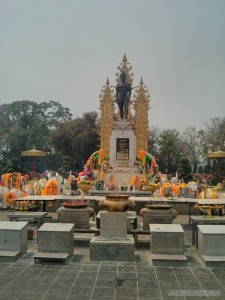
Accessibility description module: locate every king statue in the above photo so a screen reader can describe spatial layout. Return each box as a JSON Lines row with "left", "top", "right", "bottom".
{"left": 115, "top": 71, "right": 132, "bottom": 119}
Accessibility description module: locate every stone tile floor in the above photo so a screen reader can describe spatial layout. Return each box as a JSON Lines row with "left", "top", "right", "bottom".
{"left": 1, "top": 210, "right": 225, "bottom": 300}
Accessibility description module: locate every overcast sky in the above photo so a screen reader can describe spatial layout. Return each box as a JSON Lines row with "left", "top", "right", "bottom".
{"left": 1, "top": 0, "right": 225, "bottom": 132}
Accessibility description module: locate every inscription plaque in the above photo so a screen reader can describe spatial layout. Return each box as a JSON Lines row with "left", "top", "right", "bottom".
{"left": 116, "top": 138, "right": 129, "bottom": 160}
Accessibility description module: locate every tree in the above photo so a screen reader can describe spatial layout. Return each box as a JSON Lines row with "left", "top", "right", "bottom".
{"left": 0, "top": 100, "right": 72, "bottom": 175}
{"left": 157, "top": 129, "right": 182, "bottom": 174}
{"left": 148, "top": 125, "right": 161, "bottom": 157}
{"left": 58, "top": 156, "right": 71, "bottom": 178}
{"left": 180, "top": 126, "right": 203, "bottom": 173}
{"left": 50, "top": 111, "right": 99, "bottom": 171}
{"left": 202, "top": 117, "right": 225, "bottom": 153}
{"left": 177, "top": 156, "right": 192, "bottom": 182}
{"left": 2, "top": 157, "right": 20, "bottom": 174}
{"left": 198, "top": 117, "right": 225, "bottom": 178}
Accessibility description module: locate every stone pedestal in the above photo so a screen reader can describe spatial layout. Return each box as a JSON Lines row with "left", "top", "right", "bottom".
{"left": 90, "top": 212, "right": 134, "bottom": 261}
{"left": 59, "top": 208, "right": 91, "bottom": 229}
{"left": 150, "top": 224, "right": 187, "bottom": 265}
{"left": 0, "top": 221, "right": 28, "bottom": 261}
{"left": 96, "top": 210, "right": 137, "bottom": 232}
{"left": 38, "top": 223, "right": 74, "bottom": 253}
{"left": 90, "top": 237, "right": 134, "bottom": 261}
{"left": 142, "top": 208, "right": 173, "bottom": 230}
{"left": 198, "top": 225, "right": 225, "bottom": 266}
{"left": 34, "top": 223, "right": 74, "bottom": 264}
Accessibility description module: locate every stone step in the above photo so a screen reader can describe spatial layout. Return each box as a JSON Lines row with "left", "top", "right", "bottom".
{"left": 0, "top": 250, "right": 21, "bottom": 261}
{"left": 33, "top": 252, "right": 71, "bottom": 264}
{"left": 151, "top": 254, "right": 187, "bottom": 266}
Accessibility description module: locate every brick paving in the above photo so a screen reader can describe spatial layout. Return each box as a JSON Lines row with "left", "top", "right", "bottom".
{"left": 0, "top": 209, "right": 225, "bottom": 300}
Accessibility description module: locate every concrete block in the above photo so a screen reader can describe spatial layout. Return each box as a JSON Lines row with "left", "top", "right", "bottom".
{"left": 150, "top": 224, "right": 184, "bottom": 255}
{"left": 143, "top": 210, "right": 173, "bottom": 230}
{"left": 0, "top": 221, "right": 28, "bottom": 253}
{"left": 60, "top": 209, "right": 90, "bottom": 229}
{"left": 100, "top": 212, "right": 127, "bottom": 238}
{"left": 89, "top": 236, "right": 134, "bottom": 261}
{"left": 38, "top": 223, "right": 74, "bottom": 254}
{"left": 198, "top": 225, "right": 225, "bottom": 256}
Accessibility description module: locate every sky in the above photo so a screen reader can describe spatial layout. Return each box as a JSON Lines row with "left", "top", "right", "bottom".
{"left": 1, "top": 0, "right": 225, "bottom": 132}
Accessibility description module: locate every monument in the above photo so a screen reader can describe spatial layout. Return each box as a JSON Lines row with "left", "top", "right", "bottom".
{"left": 100, "top": 54, "right": 149, "bottom": 166}
{"left": 91, "top": 54, "right": 152, "bottom": 188}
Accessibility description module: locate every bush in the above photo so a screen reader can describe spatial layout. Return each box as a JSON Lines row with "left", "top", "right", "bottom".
{"left": 210, "top": 174, "right": 218, "bottom": 186}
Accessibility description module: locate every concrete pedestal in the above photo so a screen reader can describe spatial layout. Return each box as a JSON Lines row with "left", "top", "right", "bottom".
{"left": 0, "top": 221, "right": 28, "bottom": 261}
{"left": 198, "top": 225, "right": 225, "bottom": 266}
{"left": 90, "top": 236, "right": 134, "bottom": 261}
{"left": 59, "top": 208, "right": 91, "bottom": 229}
{"left": 142, "top": 209, "right": 173, "bottom": 230}
{"left": 38, "top": 223, "right": 74, "bottom": 253}
{"left": 90, "top": 212, "right": 135, "bottom": 261}
{"left": 34, "top": 223, "right": 74, "bottom": 263}
{"left": 150, "top": 224, "right": 187, "bottom": 265}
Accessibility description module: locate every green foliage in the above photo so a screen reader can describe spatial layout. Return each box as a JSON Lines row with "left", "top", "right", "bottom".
{"left": 58, "top": 156, "right": 70, "bottom": 177}
{"left": 0, "top": 100, "right": 72, "bottom": 176}
{"left": 177, "top": 156, "right": 192, "bottom": 183}
{"left": 157, "top": 129, "right": 182, "bottom": 173}
{"left": 2, "top": 157, "right": 20, "bottom": 173}
{"left": 210, "top": 174, "right": 218, "bottom": 186}
{"left": 50, "top": 111, "right": 99, "bottom": 171}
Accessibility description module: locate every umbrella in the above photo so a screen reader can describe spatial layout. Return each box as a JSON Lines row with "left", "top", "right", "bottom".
{"left": 22, "top": 146, "right": 46, "bottom": 179}
{"left": 207, "top": 150, "right": 225, "bottom": 183}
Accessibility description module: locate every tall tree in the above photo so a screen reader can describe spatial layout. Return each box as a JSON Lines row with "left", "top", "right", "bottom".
{"left": 0, "top": 100, "right": 72, "bottom": 175}
{"left": 181, "top": 126, "right": 203, "bottom": 173}
{"left": 203, "top": 117, "right": 225, "bottom": 152}
{"left": 177, "top": 156, "right": 192, "bottom": 182}
{"left": 158, "top": 129, "right": 182, "bottom": 174}
{"left": 50, "top": 111, "right": 99, "bottom": 171}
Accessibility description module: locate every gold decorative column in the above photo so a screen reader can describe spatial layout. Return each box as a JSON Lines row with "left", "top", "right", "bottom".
{"left": 133, "top": 78, "right": 150, "bottom": 153}
{"left": 99, "top": 78, "right": 114, "bottom": 159}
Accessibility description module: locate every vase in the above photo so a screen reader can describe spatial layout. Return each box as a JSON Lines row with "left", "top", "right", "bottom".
{"left": 144, "top": 185, "right": 158, "bottom": 193}
{"left": 78, "top": 184, "right": 93, "bottom": 194}
{"left": 99, "top": 194, "right": 135, "bottom": 212}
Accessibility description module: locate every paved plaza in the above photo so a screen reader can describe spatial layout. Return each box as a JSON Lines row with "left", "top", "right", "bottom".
{"left": 0, "top": 210, "right": 225, "bottom": 300}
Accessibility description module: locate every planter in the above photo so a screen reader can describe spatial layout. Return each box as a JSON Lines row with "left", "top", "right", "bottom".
{"left": 140, "top": 205, "right": 178, "bottom": 221}
{"left": 99, "top": 194, "right": 135, "bottom": 212}
{"left": 144, "top": 185, "right": 158, "bottom": 193}
{"left": 78, "top": 184, "right": 93, "bottom": 193}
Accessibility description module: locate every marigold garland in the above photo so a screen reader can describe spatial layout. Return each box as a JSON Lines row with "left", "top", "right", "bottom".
{"left": 98, "top": 149, "right": 105, "bottom": 165}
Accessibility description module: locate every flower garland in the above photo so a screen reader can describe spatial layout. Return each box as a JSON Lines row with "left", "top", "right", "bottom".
{"left": 42, "top": 179, "right": 59, "bottom": 195}
{"left": 1, "top": 173, "right": 21, "bottom": 190}
{"left": 98, "top": 148, "right": 105, "bottom": 165}
{"left": 137, "top": 150, "right": 158, "bottom": 173}
{"left": 160, "top": 182, "right": 177, "bottom": 197}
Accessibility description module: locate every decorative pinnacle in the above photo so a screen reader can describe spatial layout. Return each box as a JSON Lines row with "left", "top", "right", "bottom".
{"left": 122, "top": 53, "right": 127, "bottom": 62}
